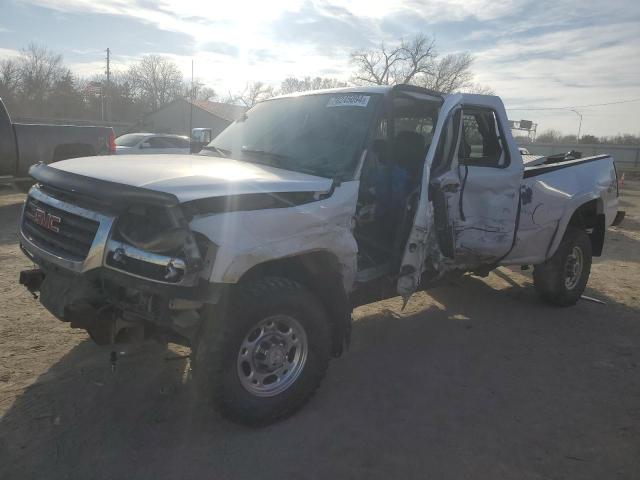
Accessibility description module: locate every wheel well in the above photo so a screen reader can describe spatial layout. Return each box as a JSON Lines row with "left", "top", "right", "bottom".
{"left": 569, "top": 199, "right": 605, "bottom": 256}
{"left": 238, "top": 252, "right": 352, "bottom": 356}
{"left": 52, "top": 143, "right": 95, "bottom": 162}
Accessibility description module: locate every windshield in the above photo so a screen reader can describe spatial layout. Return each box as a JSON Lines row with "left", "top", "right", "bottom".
{"left": 115, "top": 134, "right": 147, "bottom": 147}
{"left": 202, "top": 93, "right": 382, "bottom": 178}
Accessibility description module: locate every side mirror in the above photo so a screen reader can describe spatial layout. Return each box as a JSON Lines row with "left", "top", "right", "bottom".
{"left": 190, "top": 128, "right": 213, "bottom": 154}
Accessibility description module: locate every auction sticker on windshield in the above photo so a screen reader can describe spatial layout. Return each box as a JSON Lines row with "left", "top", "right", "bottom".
{"left": 326, "top": 94, "right": 370, "bottom": 108}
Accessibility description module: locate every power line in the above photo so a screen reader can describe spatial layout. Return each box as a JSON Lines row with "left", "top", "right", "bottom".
{"left": 507, "top": 97, "right": 640, "bottom": 111}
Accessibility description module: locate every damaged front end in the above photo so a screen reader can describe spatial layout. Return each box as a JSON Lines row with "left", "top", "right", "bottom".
{"left": 19, "top": 164, "right": 218, "bottom": 346}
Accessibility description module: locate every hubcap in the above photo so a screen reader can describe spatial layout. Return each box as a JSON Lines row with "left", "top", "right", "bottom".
{"left": 564, "top": 246, "right": 584, "bottom": 290}
{"left": 236, "top": 315, "right": 308, "bottom": 397}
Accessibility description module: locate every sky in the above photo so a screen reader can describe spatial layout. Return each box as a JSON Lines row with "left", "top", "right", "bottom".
{"left": 0, "top": 0, "right": 639, "bottom": 136}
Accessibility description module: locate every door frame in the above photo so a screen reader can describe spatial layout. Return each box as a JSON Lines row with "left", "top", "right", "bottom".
{"left": 396, "top": 93, "right": 523, "bottom": 300}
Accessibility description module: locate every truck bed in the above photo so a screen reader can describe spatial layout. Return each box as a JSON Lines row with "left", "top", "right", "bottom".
{"left": 523, "top": 154, "right": 611, "bottom": 178}
{"left": 0, "top": 99, "right": 114, "bottom": 179}
{"left": 504, "top": 153, "right": 618, "bottom": 266}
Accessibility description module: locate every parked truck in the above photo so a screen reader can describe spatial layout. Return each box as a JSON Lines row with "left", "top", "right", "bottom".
{"left": 0, "top": 98, "right": 115, "bottom": 191}
{"left": 17, "top": 85, "right": 624, "bottom": 425}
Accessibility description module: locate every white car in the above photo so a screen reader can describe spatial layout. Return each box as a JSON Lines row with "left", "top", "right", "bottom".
{"left": 115, "top": 133, "right": 190, "bottom": 155}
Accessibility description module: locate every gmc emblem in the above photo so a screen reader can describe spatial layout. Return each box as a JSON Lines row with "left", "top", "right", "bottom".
{"left": 34, "top": 207, "right": 61, "bottom": 233}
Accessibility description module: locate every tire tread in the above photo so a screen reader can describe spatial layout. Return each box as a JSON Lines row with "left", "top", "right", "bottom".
{"left": 533, "top": 226, "right": 592, "bottom": 306}
{"left": 193, "top": 276, "right": 330, "bottom": 426}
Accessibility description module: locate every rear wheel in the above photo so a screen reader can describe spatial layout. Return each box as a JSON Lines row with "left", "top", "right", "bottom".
{"left": 533, "top": 226, "right": 592, "bottom": 306}
{"left": 193, "top": 277, "right": 331, "bottom": 426}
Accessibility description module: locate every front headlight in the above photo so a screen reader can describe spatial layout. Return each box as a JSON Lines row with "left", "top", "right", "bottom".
{"left": 116, "top": 207, "right": 187, "bottom": 254}
{"left": 105, "top": 206, "right": 216, "bottom": 285}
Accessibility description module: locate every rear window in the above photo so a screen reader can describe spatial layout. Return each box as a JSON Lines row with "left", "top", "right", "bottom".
{"left": 147, "top": 137, "right": 174, "bottom": 148}
{"left": 165, "top": 137, "right": 189, "bottom": 148}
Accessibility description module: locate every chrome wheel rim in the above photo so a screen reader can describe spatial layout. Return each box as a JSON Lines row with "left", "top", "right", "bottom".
{"left": 564, "top": 246, "right": 584, "bottom": 290}
{"left": 236, "top": 315, "right": 308, "bottom": 397}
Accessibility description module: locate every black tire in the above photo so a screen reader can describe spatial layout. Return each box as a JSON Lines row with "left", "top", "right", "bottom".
{"left": 193, "top": 277, "right": 331, "bottom": 426}
{"left": 533, "top": 226, "right": 592, "bottom": 306}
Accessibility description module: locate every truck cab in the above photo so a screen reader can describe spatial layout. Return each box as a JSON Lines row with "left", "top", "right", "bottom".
{"left": 17, "top": 85, "right": 621, "bottom": 426}
{"left": 0, "top": 98, "right": 115, "bottom": 191}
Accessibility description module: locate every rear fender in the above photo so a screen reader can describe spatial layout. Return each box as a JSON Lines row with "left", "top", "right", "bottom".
{"left": 547, "top": 195, "right": 603, "bottom": 258}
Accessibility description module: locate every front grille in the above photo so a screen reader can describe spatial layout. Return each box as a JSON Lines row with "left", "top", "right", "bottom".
{"left": 22, "top": 196, "right": 100, "bottom": 262}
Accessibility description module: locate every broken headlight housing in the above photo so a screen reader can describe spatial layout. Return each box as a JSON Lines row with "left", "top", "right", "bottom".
{"left": 116, "top": 207, "right": 188, "bottom": 254}
{"left": 105, "top": 205, "right": 208, "bottom": 284}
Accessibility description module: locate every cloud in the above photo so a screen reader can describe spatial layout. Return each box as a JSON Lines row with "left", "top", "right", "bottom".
{"left": 270, "top": 1, "right": 378, "bottom": 54}
{"left": 5, "top": 0, "right": 640, "bottom": 134}
{"left": 200, "top": 42, "right": 239, "bottom": 58}
{"left": 0, "top": 48, "right": 21, "bottom": 59}
{"left": 470, "top": 18, "right": 640, "bottom": 134}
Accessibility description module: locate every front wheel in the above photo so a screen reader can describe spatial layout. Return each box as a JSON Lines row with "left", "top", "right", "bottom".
{"left": 533, "top": 226, "right": 592, "bottom": 306}
{"left": 193, "top": 277, "right": 331, "bottom": 426}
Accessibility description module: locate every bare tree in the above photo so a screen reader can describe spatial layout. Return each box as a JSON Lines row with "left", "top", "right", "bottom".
{"left": 0, "top": 59, "right": 20, "bottom": 101}
{"left": 424, "top": 53, "right": 474, "bottom": 93}
{"left": 48, "top": 69, "right": 85, "bottom": 118}
{"left": 462, "top": 83, "right": 495, "bottom": 95}
{"left": 351, "top": 34, "right": 479, "bottom": 93}
{"left": 185, "top": 80, "right": 217, "bottom": 102}
{"left": 351, "top": 42, "right": 404, "bottom": 85}
{"left": 603, "top": 134, "right": 640, "bottom": 146}
{"left": 197, "top": 86, "right": 217, "bottom": 102}
{"left": 280, "top": 76, "right": 347, "bottom": 94}
{"left": 18, "top": 43, "right": 64, "bottom": 105}
{"left": 395, "top": 35, "right": 437, "bottom": 84}
{"left": 578, "top": 134, "right": 599, "bottom": 144}
{"left": 351, "top": 34, "right": 436, "bottom": 86}
{"left": 535, "top": 129, "right": 562, "bottom": 143}
{"left": 127, "top": 55, "right": 183, "bottom": 111}
{"left": 229, "top": 81, "right": 275, "bottom": 108}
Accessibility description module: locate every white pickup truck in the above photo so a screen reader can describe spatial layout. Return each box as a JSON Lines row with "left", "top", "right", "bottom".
{"left": 18, "top": 86, "right": 624, "bottom": 425}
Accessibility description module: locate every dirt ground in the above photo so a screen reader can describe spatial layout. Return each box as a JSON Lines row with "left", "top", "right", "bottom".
{"left": 0, "top": 180, "right": 639, "bottom": 480}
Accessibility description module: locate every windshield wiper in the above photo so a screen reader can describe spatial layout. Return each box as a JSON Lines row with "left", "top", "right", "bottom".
{"left": 239, "top": 148, "right": 333, "bottom": 178}
{"left": 200, "top": 145, "right": 230, "bottom": 157}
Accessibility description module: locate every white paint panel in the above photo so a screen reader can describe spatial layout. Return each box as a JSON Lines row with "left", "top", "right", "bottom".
{"left": 51, "top": 154, "right": 333, "bottom": 202}
{"left": 189, "top": 181, "right": 360, "bottom": 290}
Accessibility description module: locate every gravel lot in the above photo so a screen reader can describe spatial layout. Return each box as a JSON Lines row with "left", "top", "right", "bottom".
{"left": 1, "top": 180, "right": 639, "bottom": 480}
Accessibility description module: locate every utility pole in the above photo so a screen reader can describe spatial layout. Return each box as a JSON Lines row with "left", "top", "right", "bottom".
{"left": 105, "top": 48, "right": 111, "bottom": 122}
{"left": 567, "top": 108, "right": 582, "bottom": 142}
{"left": 189, "top": 59, "right": 194, "bottom": 152}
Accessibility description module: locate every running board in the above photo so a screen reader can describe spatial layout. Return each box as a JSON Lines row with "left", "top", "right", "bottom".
{"left": 356, "top": 261, "right": 392, "bottom": 283}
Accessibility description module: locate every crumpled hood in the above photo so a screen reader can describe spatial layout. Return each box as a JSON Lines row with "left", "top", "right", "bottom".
{"left": 50, "top": 154, "right": 333, "bottom": 203}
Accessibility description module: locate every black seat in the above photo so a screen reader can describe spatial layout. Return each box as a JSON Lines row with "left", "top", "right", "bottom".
{"left": 394, "top": 131, "right": 425, "bottom": 179}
